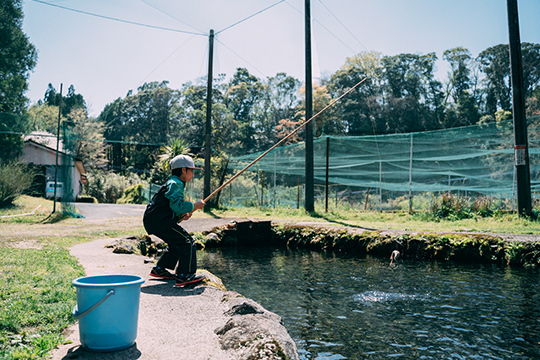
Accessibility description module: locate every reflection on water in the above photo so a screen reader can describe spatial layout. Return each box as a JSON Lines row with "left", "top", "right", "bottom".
{"left": 198, "top": 247, "right": 540, "bottom": 359}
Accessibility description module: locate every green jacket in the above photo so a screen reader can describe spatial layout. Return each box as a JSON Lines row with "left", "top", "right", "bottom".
{"left": 165, "top": 175, "right": 194, "bottom": 217}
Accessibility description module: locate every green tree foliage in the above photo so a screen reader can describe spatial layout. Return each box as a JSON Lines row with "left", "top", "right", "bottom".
{"left": 442, "top": 47, "right": 480, "bottom": 127}
{"left": 0, "top": 0, "right": 37, "bottom": 163}
{"left": 27, "top": 103, "right": 62, "bottom": 134}
{"left": 380, "top": 52, "right": 442, "bottom": 133}
{"left": 43, "top": 84, "right": 87, "bottom": 117}
{"left": 224, "top": 68, "right": 265, "bottom": 154}
{"left": 69, "top": 108, "right": 107, "bottom": 170}
{"left": 477, "top": 44, "right": 512, "bottom": 114}
{"left": 99, "top": 81, "right": 176, "bottom": 172}
{"left": 326, "top": 51, "right": 383, "bottom": 135}
{"left": 0, "top": 0, "right": 37, "bottom": 114}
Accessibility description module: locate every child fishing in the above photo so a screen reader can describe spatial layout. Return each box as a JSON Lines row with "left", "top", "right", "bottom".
{"left": 143, "top": 154, "right": 206, "bottom": 287}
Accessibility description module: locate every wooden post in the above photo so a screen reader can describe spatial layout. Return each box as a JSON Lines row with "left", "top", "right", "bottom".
{"left": 53, "top": 83, "right": 63, "bottom": 214}
{"left": 304, "top": 0, "right": 314, "bottom": 212}
{"left": 507, "top": 0, "right": 532, "bottom": 216}
{"left": 204, "top": 29, "right": 214, "bottom": 210}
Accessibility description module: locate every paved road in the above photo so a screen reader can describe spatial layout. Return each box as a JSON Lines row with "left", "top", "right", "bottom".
{"left": 73, "top": 203, "right": 147, "bottom": 220}
{"left": 73, "top": 203, "right": 236, "bottom": 233}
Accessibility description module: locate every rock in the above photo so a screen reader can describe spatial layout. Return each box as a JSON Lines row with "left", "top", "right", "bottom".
{"left": 216, "top": 293, "right": 299, "bottom": 360}
{"left": 224, "top": 302, "right": 264, "bottom": 316}
{"left": 112, "top": 243, "right": 135, "bottom": 254}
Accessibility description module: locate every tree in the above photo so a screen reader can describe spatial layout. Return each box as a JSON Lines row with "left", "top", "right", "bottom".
{"left": 521, "top": 42, "right": 540, "bottom": 100}
{"left": 43, "top": 84, "right": 86, "bottom": 117}
{"left": 69, "top": 108, "right": 107, "bottom": 170}
{"left": 442, "top": 47, "right": 479, "bottom": 127}
{"left": 99, "top": 81, "right": 177, "bottom": 172}
{"left": 380, "top": 52, "right": 441, "bottom": 133}
{"left": 0, "top": 0, "right": 37, "bottom": 163}
{"left": 477, "top": 44, "right": 511, "bottom": 114}
{"left": 27, "top": 103, "right": 63, "bottom": 133}
{"left": 224, "top": 68, "right": 265, "bottom": 154}
{"left": 262, "top": 73, "right": 301, "bottom": 145}
{"left": 326, "top": 51, "right": 383, "bottom": 135}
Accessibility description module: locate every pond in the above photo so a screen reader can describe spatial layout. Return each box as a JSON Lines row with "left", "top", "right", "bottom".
{"left": 198, "top": 246, "right": 540, "bottom": 360}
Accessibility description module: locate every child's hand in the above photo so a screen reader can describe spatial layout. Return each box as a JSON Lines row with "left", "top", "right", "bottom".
{"left": 193, "top": 200, "right": 205, "bottom": 211}
{"left": 179, "top": 213, "right": 192, "bottom": 222}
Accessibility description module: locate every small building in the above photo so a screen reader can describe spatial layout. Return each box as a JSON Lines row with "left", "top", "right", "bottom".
{"left": 21, "top": 132, "right": 87, "bottom": 200}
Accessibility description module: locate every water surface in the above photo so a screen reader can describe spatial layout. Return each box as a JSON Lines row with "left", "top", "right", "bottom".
{"left": 199, "top": 247, "right": 540, "bottom": 359}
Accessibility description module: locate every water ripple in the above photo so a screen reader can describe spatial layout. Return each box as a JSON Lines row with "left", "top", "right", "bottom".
{"left": 353, "top": 290, "right": 420, "bottom": 304}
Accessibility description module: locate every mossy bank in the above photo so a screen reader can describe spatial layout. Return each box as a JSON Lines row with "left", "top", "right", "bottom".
{"left": 198, "top": 222, "right": 540, "bottom": 269}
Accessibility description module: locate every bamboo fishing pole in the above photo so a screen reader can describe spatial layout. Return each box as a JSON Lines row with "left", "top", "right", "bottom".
{"left": 202, "top": 77, "right": 368, "bottom": 205}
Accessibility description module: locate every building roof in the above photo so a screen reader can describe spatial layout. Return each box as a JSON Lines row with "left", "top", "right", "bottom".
{"left": 23, "top": 131, "right": 64, "bottom": 153}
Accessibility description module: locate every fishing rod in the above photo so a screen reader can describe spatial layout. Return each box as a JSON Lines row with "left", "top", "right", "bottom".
{"left": 201, "top": 76, "right": 368, "bottom": 205}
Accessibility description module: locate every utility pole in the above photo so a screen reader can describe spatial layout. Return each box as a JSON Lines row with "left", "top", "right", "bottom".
{"left": 507, "top": 0, "right": 532, "bottom": 216}
{"left": 53, "top": 83, "right": 63, "bottom": 214}
{"left": 204, "top": 29, "right": 214, "bottom": 210}
{"left": 304, "top": 0, "right": 314, "bottom": 212}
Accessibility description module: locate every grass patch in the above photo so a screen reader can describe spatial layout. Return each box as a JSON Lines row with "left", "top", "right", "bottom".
{"left": 0, "top": 246, "right": 85, "bottom": 359}
{"left": 212, "top": 205, "right": 540, "bottom": 235}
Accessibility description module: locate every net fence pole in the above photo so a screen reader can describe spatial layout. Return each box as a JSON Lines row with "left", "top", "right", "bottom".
{"left": 325, "top": 136, "right": 329, "bottom": 212}
{"left": 297, "top": 175, "right": 300, "bottom": 209}
{"left": 274, "top": 151, "right": 277, "bottom": 208}
{"left": 408, "top": 133, "right": 414, "bottom": 214}
{"left": 379, "top": 161, "right": 382, "bottom": 212}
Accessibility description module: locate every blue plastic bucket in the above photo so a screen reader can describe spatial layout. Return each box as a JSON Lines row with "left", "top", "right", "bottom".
{"left": 72, "top": 274, "right": 145, "bottom": 352}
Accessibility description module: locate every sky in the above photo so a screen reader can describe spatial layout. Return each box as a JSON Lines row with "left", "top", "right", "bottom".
{"left": 22, "top": 0, "right": 540, "bottom": 117}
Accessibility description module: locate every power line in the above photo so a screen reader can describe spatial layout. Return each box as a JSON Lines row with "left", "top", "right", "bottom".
{"left": 318, "top": 0, "right": 368, "bottom": 51}
{"left": 216, "top": 0, "right": 286, "bottom": 35}
{"left": 287, "top": 1, "right": 363, "bottom": 54}
{"left": 139, "top": 35, "right": 199, "bottom": 85}
{"left": 313, "top": 18, "right": 357, "bottom": 55}
{"left": 215, "top": 38, "right": 267, "bottom": 78}
{"left": 30, "top": 0, "right": 206, "bottom": 36}
{"left": 139, "top": 0, "right": 205, "bottom": 35}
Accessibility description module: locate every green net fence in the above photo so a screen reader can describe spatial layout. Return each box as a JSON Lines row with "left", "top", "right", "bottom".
{"left": 221, "top": 116, "right": 540, "bottom": 210}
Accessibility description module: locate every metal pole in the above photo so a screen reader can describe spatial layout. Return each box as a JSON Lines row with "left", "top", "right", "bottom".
{"left": 507, "top": 0, "right": 532, "bottom": 216}
{"left": 204, "top": 29, "right": 214, "bottom": 209}
{"left": 53, "top": 83, "right": 63, "bottom": 214}
{"left": 304, "top": 0, "right": 314, "bottom": 212}
{"left": 408, "top": 133, "right": 414, "bottom": 214}
{"left": 274, "top": 151, "right": 277, "bottom": 208}
{"left": 379, "top": 161, "right": 382, "bottom": 212}
{"left": 297, "top": 175, "right": 300, "bottom": 209}
{"left": 325, "top": 136, "right": 329, "bottom": 212}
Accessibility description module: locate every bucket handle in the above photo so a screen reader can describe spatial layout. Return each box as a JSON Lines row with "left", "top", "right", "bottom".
{"left": 72, "top": 290, "right": 115, "bottom": 320}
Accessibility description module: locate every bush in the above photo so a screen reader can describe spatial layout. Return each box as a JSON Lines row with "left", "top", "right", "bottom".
{"left": 117, "top": 184, "right": 145, "bottom": 204}
{"left": 0, "top": 163, "right": 36, "bottom": 207}
{"left": 76, "top": 195, "right": 97, "bottom": 203}
{"left": 83, "top": 170, "right": 143, "bottom": 203}
{"left": 426, "top": 193, "right": 501, "bottom": 220}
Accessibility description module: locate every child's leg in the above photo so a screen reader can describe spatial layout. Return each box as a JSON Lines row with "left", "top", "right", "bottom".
{"left": 171, "top": 225, "right": 197, "bottom": 275}
{"left": 154, "top": 224, "right": 196, "bottom": 274}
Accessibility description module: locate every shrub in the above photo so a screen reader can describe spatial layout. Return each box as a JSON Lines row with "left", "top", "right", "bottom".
{"left": 83, "top": 170, "right": 143, "bottom": 203}
{"left": 75, "top": 195, "right": 97, "bottom": 203}
{"left": 0, "top": 163, "right": 36, "bottom": 207}
{"left": 117, "top": 184, "right": 145, "bottom": 204}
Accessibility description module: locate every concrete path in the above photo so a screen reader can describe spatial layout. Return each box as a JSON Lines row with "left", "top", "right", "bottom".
{"left": 50, "top": 218, "right": 237, "bottom": 360}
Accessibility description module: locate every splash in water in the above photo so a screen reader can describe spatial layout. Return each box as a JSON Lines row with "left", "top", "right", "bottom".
{"left": 354, "top": 290, "right": 420, "bottom": 304}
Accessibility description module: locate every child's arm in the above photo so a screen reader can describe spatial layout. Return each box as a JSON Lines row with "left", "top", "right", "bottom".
{"left": 178, "top": 200, "right": 205, "bottom": 221}
{"left": 165, "top": 180, "right": 194, "bottom": 218}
